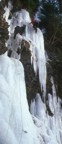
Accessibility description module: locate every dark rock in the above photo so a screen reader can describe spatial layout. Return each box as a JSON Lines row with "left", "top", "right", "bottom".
{"left": 14, "top": 25, "right": 26, "bottom": 39}
{"left": 0, "top": 42, "right": 7, "bottom": 55}
{"left": 7, "top": 49, "right": 12, "bottom": 57}
{"left": 20, "top": 40, "right": 41, "bottom": 104}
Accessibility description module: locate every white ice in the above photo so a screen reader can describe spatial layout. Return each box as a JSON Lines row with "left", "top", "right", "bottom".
{"left": 5, "top": 8, "right": 46, "bottom": 98}
{"left": 30, "top": 80, "right": 62, "bottom": 144}
{"left": 0, "top": 54, "right": 40, "bottom": 144}
{"left": 25, "top": 24, "right": 46, "bottom": 98}
{"left": 3, "top": 4, "right": 62, "bottom": 144}
{"left": 3, "top": 1, "right": 13, "bottom": 24}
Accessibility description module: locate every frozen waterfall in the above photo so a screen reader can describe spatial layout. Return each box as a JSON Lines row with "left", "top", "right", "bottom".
{"left": 0, "top": 54, "right": 40, "bottom": 144}
{"left": 4, "top": 2, "right": 46, "bottom": 99}
{"left": 1, "top": 1, "right": 62, "bottom": 144}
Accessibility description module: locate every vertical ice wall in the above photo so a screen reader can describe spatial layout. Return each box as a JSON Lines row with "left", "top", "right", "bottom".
{"left": 25, "top": 24, "right": 46, "bottom": 98}
{"left": 0, "top": 54, "right": 40, "bottom": 144}
{"left": 3, "top": 2, "right": 46, "bottom": 99}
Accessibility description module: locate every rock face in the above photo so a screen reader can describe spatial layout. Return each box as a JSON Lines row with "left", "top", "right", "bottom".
{"left": 21, "top": 42, "right": 41, "bottom": 104}
{"left": 0, "top": 1, "right": 8, "bottom": 54}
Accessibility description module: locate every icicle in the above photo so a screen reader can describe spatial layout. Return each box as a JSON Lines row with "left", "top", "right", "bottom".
{"left": 50, "top": 76, "right": 57, "bottom": 110}
{"left": 25, "top": 24, "right": 46, "bottom": 98}
{"left": 48, "top": 93, "right": 54, "bottom": 114}
{"left": 36, "top": 29, "right": 46, "bottom": 98}
{"left": 3, "top": 1, "right": 13, "bottom": 23}
{"left": 35, "top": 93, "right": 46, "bottom": 119}
{"left": 30, "top": 99, "right": 36, "bottom": 116}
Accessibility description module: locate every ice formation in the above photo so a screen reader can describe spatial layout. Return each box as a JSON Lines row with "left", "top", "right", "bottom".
{"left": 2, "top": 2, "right": 62, "bottom": 144}
{"left": 3, "top": 1, "right": 13, "bottom": 23}
{"left": 30, "top": 82, "right": 62, "bottom": 144}
{"left": 0, "top": 55, "right": 62, "bottom": 144}
{"left": 25, "top": 24, "right": 46, "bottom": 98}
{"left": 4, "top": 2, "right": 46, "bottom": 98}
{"left": 0, "top": 54, "right": 40, "bottom": 144}
{"left": 34, "top": 5, "right": 43, "bottom": 22}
